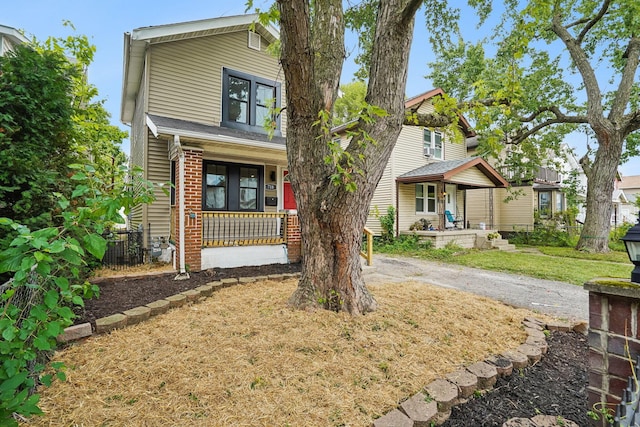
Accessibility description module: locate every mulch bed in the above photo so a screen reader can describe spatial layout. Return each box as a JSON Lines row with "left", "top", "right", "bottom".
{"left": 442, "top": 330, "right": 589, "bottom": 426}
{"left": 76, "top": 263, "right": 301, "bottom": 328}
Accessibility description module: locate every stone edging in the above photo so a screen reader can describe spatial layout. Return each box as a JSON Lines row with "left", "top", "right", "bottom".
{"left": 57, "top": 272, "right": 302, "bottom": 343}
{"left": 372, "top": 317, "right": 588, "bottom": 427}
{"left": 58, "top": 277, "right": 587, "bottom": 427}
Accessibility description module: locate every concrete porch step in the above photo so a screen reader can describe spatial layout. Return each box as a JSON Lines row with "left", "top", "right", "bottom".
{"left": 491, "top": 238, "right": 516, "bottom": 251}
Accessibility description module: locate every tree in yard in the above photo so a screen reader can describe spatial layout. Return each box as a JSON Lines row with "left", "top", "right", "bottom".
{"left": 253, "top": 0, "right": 428, "bottom": 314}
{"left": 425, "top": 0, "right": 640, "bottom": 252}
{"left": 333, "top": 80, "right": 368, "bottom": 125}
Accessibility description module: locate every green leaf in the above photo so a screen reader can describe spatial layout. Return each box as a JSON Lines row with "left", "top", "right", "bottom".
{"left": 71, "top": 185, "right": 89, "bottom": 198}
{"left": 71, "top": 295, "right": 84, "bottom": 307}
{"left": 54, "top": 277, "right": 70, "bottom": 291}
{"left": 83, "top": 234, "right": 107, "bottom": 259}
{"left": 47, "top": 240, "right": 66, "bottom": 254}
{"left": 0, "top": 371, "right": 28, "bottom": 393}
{"left": 33, "top": 335, "right": 52, "bottom": 351}
{"left": 2, "top": 326, "right": 17, "bottom": 341}
{"left": 44, "top": 290, "right": 59, "bottom": 309}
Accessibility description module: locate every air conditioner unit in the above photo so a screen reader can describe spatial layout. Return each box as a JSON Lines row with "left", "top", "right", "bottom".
{"left": 424, "top": 147, "right": 432, "bottom": 158}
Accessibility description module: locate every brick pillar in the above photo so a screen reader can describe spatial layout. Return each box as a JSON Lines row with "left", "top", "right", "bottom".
{"left": 585, "top": 279, "right": 640, "bottom": 426}
{"left": 286, "top": 214, "right": 301, "bottom": 263}
{"left": 174, "top": 149, "right": 202, "bottom": 272}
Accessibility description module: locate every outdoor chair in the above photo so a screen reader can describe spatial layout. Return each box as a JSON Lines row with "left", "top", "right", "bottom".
{"left": 445, "top": 210, "right": 463, "bottom": 229}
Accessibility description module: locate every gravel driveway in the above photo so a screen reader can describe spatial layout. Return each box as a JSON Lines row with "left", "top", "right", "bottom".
{"left": 363, "top": 254, "right": 588, "bottom": 322}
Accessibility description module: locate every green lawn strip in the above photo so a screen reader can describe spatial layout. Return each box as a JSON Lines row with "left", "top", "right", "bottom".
{"left": 449, "top": 250, "right": 631, "bottom": 286}
{"left": 533, "top": 246, "right": 630, "bottom": 264}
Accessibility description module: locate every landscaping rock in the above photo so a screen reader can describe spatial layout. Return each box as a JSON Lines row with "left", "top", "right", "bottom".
{"left": 95, "top": 313, "right": 127, "bottom": 334}
{"left": 424, "top": 379, "right": 458, "bottom": 412}
{"left": 446, "top": 368, "right": 478, "bottom": 398}
{"left": 371, "top": 409, "right": 413, "bottom": 427}
{"left": 181, "top": 289, "right": 201, "bottom": 302}
{"left": 165, "top": 294, "right": 187, "bottom": 308}
{"left": 517, "top": 343, "right": 543, "bottom": 364}
{"left": 122, "top": 306, "right": 151, "bottom": 325}
{"left": 485, "top": 355, "right": 513, "bottom": 377}
{"left": 239, "top": 277, "right": 256, "bottom": 284}
{"left": 466, "top": 361, "right": 498, "bottom": 390}
{"left": 399, "top": 392, "right": 437, "bottom": 426}
{"left": 267, "top": 274, "right": 285, "bottom": 281}
{"left": 524, "top": 327, "right": 547, "bottom": 340}
{"left": 502, "top": 418, "right": 537, "bottom": 426}
{"left": 253, "top": 275, "right": 269, "bottom": 282}
{"left": 207, "top": 280, "right": 225, "bottom": 292}
{"left": 221, "top": 278, "right": 239, "bottom": 287}
{"left": 530, "top": 414, "right": 580, "bottom": 426}
{"left": 146, "top": 299, "right": 170, "bottom": 316}
{"left": 195, "top": 284, "right": 214, "bottom": 297}
{"left": 525, "top": 336, "right": 549, "bottom": 354}
{"left": 572, "top": 321, "right": 588, "bottom": 335}
{"left": 501, "top": 349, "right": 529, "bottom": 369}
{"left": 522, "top": 320, "right": 544, "bottom": 331}
{"left": 58, "top": 323, "right": 92, "bottom": 342}
{"left": 546, "top": 320, "right": 572, "bottom": 332}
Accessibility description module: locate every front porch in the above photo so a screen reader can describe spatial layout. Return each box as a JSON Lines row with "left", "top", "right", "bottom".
{"left": 402, "top": 228, "right": 515, "bottom": 250}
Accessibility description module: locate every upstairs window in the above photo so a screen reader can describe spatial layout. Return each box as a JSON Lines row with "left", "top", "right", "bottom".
{"left": 222, "top": 68, "right": 281, "bottom": 136}
{"left": 423, "top": 129, "right": 443, "bottom": 160}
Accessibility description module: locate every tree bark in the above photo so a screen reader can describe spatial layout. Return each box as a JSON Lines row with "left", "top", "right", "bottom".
{"left": 279, "top": 0, "right": 420, "bottom": 314}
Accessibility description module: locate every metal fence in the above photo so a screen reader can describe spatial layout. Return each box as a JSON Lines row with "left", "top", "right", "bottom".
{"left": 613, "top": 355, "right": 640, "bottom": 427}
{"left": 102, "top": 227, "right": 145, "bottom": 269}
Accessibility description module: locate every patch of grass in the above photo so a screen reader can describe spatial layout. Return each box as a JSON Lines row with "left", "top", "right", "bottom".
{"left": 535, "top": 246, "right": 630, "bottom": 264}
{"left": 449, "top": 250, "right": 630, "bottom": 285}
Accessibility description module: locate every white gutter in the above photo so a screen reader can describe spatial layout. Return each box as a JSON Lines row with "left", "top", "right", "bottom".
{"left": 174, "top": 135, "right": 189, "bottom": 279}
{"left": 156, "top": 125, "right": 286, "bottom": 151}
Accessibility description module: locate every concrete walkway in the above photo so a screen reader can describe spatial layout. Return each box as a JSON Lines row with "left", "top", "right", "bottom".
{"left": 363, "top": 254, "right": 589, "bottom": 322}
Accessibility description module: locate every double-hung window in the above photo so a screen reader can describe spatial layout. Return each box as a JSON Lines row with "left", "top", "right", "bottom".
{"left": 416, "top": 183, "right": 437, "bottom": 213}
{"left": 538, "top": 191, "right": 551, "bottom": 218}
{"left": 203, "top": 161, "right": 263, "bottom": 212}
{"left": 423, "top": 129, "right": 443, "bottom": 160}
{"left": 222, "top": 68, "right": 281, "bottom": 136}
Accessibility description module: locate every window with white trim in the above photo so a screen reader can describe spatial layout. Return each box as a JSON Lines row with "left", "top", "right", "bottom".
{"left": 416, "top": 183, "right": 437, "bottom": 213}
{"left": 423, "top": 129, "right": 443, "bottom": 159}
{"left": 222, "top": 68, "right": 281, "bottom": 136}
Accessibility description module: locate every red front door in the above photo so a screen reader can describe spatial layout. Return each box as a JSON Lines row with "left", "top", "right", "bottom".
{"left": 283, "top": 171, "right": 297, "bottom": 210}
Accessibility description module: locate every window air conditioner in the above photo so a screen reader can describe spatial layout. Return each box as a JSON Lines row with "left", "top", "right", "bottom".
{"left": 424, "top": 147, "right": 432, "bottom": 158}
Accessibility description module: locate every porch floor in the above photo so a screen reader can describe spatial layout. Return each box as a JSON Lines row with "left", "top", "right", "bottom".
{"left": 401, "top": 229, "right": 494, "bottom": 249}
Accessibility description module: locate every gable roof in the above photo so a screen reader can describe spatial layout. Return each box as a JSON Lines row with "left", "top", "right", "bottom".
{"left": 0, "top": 25, "right": 29, "bottom": 54}
{"left": 405, "top": 88, "right": 474, "bottom": 137}
{"left": 121, "top": 14, "right": 279, "bottom": 124}
{"left": 396, "top": 157, "right": 508, "bottom": 188}
{"left": 620, "top": 175, "right": 640, "bottom": 190}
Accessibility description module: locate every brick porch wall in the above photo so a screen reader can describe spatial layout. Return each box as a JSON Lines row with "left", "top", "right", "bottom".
{"left": 174, "top": 149, "right": 203, "bottom": 272}
{"left": 287, "top": 214, "right": 301, "bottom": 263}
{"left": 585, "top": 279, "right": 640, "bottom": 426}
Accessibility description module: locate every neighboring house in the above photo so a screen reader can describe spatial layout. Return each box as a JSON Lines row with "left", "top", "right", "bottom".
{"left": 121, "top": 14, "right": 298, "bottom": 272}
{"left": 615, "top": 173, "right": 639, "bottom": 225}
{"left": 0, "top": 24, "right": 28, "bottom": 56}
{"left": 337, "top": 89, "right": 508, "bottom": 241}
{"left": 466, "top": 142, "right": 587, "bottom": 232}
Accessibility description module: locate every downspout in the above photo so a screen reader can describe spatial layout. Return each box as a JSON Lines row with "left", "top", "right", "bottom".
{"left": 174, "top": 135, "right": 189, "bottom": 279}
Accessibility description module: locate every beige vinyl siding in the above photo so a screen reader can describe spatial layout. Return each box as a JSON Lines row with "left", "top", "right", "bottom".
{"left": 366, "top": 161, "right": 394, "bottom": 235}
{"left": 465, "top": 188, "right": 493, "bottom": 228}
{"left": 147, "top": 31, "right": 287, "bottom": 135}
{"left": 397, "top": 183, "right": 439, "bottom": 232}
{"left": 496, "top": 187, "right": 535, "bottom": 231}
{"left": 451, "top": 168, "right": 495, "bottom": 187}
{"left": 147, "top": 136, "right": 172, "bottom": 242}
{"left": 129, "top": 68, "right": 149, "bottom": 230}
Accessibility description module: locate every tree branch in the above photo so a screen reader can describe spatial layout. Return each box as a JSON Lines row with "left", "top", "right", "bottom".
{"left": 576, "top": 0, "right": 611, "bottom": 44}
{"left": 610, "top": 36, "right": 640, "bottom": 122}
{"left": 510, "top": 114, "right": 588, "bottom": 145}
{"left": 623, "top": 110, "right": 640, "bottom": 135}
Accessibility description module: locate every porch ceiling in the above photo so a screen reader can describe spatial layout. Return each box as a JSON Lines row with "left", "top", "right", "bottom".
{"left": 396, "top": 157, "right": 508, "bottom": 188}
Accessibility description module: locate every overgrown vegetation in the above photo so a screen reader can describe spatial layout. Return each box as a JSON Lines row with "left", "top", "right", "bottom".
{"left": 0, "top": 165, "right": 156, "bottom": 425}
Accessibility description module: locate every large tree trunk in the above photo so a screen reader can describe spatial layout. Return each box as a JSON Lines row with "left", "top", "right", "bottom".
{"left": 279, "top": 0, "right": 421, "bottom": 314}
{"left": 577, "top": 132, "right": 624, "bottom": 252}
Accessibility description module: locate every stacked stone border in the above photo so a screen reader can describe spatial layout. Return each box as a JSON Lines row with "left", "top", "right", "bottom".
{"left": 58, "top": 279, "right": 586, "bottom": 427}
{"left": 373, "top": 318, "right": 588, "bottom": 427}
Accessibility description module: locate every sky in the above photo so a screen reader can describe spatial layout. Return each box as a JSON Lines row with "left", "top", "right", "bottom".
{"left": 4, "top": 0, "right": 639, "bottom": 177}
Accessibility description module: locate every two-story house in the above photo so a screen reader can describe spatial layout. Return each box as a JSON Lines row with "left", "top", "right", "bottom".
{"left": 465, "top": 141, "right": 588, "bottom": 232}
{"left": 350, "top": 89, "right": 509, "bottom": 247}
{"left": 0, "top": 24, "right": 28, "bottom": 56}
{"left": 619, "top": 175, "right": 640, "bottom": 224}
{"left": 121, "top": 14, "right": 300, "bottom": 273}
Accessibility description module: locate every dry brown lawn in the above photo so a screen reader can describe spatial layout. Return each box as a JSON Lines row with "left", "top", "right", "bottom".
{"left": 28, "top": 279, "right": 550, "bottom": 427}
